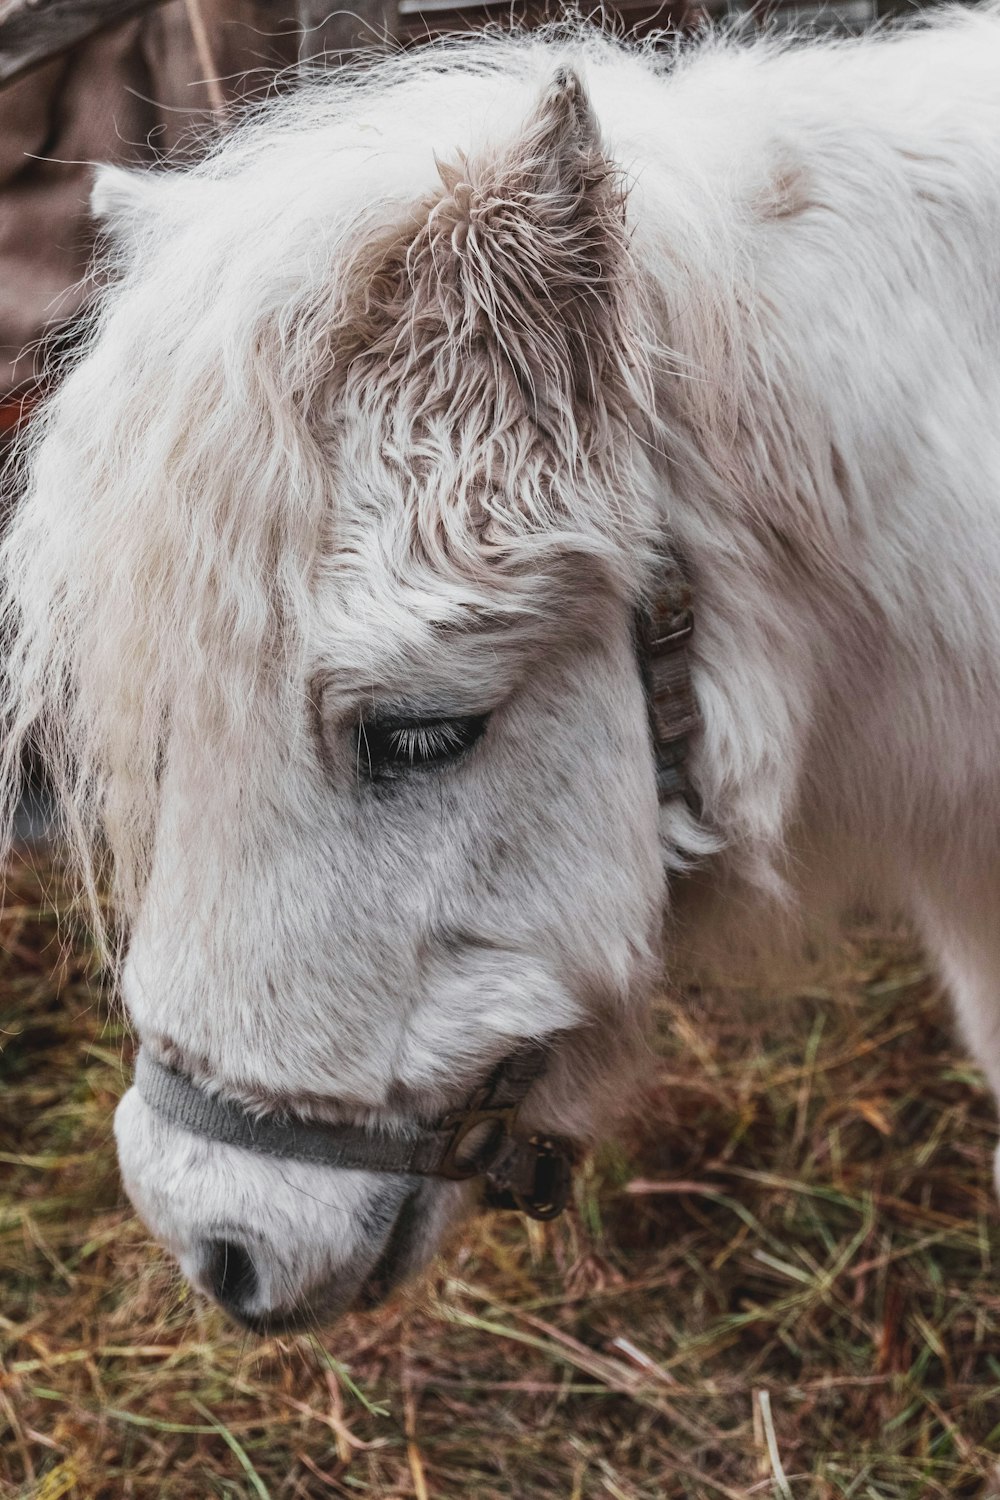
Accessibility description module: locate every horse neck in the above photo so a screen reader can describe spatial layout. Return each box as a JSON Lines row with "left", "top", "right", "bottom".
{"left": 656, "top": 383, "right": 1000, "bottom": 938}
{"left": 622, "top": 22, "right": 1000, "bottom": 923}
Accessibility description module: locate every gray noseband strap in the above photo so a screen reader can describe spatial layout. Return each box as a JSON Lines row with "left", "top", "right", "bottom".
{"left": 135, "top": 1040, "right": 575, "bottom": 1221}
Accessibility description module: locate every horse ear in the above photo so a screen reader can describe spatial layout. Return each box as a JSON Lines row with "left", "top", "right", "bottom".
{"left": 441, "top": 67, "right": 630, "bottom": 438}
{"left": 504, "top": 65, "right": 606, "bottom": 213}
{"left": 91, "top": 165, "right": 161, "bottom": 233}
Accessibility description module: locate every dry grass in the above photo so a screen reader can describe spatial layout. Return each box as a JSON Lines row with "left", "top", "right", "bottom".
{"left": 2, "top": 851, "right": 1000, "bottom": 1499}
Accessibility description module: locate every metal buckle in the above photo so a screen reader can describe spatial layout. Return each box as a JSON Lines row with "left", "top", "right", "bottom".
{"left": 511, "top": 1137, "right": 573, "bottom": 1220}
{"left": 485, "top": 1136, "right": 573, "bottom": 1221}
{"left": 437, "top": 1106, "right": 517, "bottom": 1180}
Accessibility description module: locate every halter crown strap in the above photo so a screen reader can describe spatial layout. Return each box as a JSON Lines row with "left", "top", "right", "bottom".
{"left": 135, "top": 1040, "right": 574, "bottom": 1221}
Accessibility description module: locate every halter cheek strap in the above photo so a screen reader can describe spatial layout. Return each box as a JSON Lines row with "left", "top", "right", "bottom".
{"left": 133, "top": 554, "right": 699, "bottom": 1223}
{"left": 635, "top": 559, "right": 701, "bottom": 813}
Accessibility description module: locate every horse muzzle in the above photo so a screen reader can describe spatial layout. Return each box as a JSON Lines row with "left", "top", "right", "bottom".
{"left": 114, "top": 1085, "right": 471, "bottom": 1330}
{"left": 186, "top": 1182, "right": 429, "bottom": 1332}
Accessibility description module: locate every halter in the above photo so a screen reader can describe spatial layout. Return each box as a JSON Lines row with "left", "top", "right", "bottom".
{"left": 135, "top": 1038, "right": 577, "bottom": 1220}
{"left": 134, "top": 557, "right": 698, "bottom": 1222}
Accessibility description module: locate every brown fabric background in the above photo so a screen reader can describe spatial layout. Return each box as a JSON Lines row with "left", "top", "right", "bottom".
{"left": 0, "top": 1, "right": 299, "bottom": 401}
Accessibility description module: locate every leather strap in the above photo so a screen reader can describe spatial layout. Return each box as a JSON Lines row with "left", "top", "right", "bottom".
{"left": 135, "top": 1039, "right": 575, "bottom": 1219}
{"left": 635, "top": 558, "right": 700, "bottom": 810}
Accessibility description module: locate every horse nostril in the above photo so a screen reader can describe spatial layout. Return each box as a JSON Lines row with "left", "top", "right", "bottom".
{"left": 204, "top": 1238, "right": 258, "bottom": 1312}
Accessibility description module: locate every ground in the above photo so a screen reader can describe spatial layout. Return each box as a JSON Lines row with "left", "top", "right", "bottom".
{"left": 2, "top": 852, "right": 999, "bottom": 1499}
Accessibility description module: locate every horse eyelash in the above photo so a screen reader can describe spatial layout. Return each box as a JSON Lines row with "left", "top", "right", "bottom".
{"left": 389, "top": 722, "right": 467, "bottom": 764}
{"left": 355, "top": 712, "right": 489, "bottom": 779}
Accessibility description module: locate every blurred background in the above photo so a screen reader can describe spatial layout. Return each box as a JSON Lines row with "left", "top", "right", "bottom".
{"left": 1, "top": 3, "right": 999, "bottom": 1497}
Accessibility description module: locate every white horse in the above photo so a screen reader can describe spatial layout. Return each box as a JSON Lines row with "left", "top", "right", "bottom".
{"left": 4, "top": 6, "right": 1000, "bottom": 1331}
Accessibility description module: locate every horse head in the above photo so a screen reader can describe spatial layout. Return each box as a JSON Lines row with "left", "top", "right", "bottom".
{"left": 1, "top": 46, "right": 709, "bottom": 1329}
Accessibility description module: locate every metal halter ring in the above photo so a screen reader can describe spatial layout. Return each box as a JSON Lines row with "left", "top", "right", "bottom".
{"left": 436, "top": 1106, "right": 518, "bottom": 1180}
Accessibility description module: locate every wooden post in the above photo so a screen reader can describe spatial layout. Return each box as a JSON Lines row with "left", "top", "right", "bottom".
{"left": 295, "top": 0, "right": 399, "bottom": 67}
{"left": 0, "top": 0, "right": 399, "bottom": 91}
{"left": 0, "top": 0, "right": 170, "bottom": 87}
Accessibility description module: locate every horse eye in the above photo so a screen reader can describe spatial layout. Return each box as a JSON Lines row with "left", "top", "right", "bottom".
{"left": 355, "top": 713, "right": 489, "bottom": 780}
